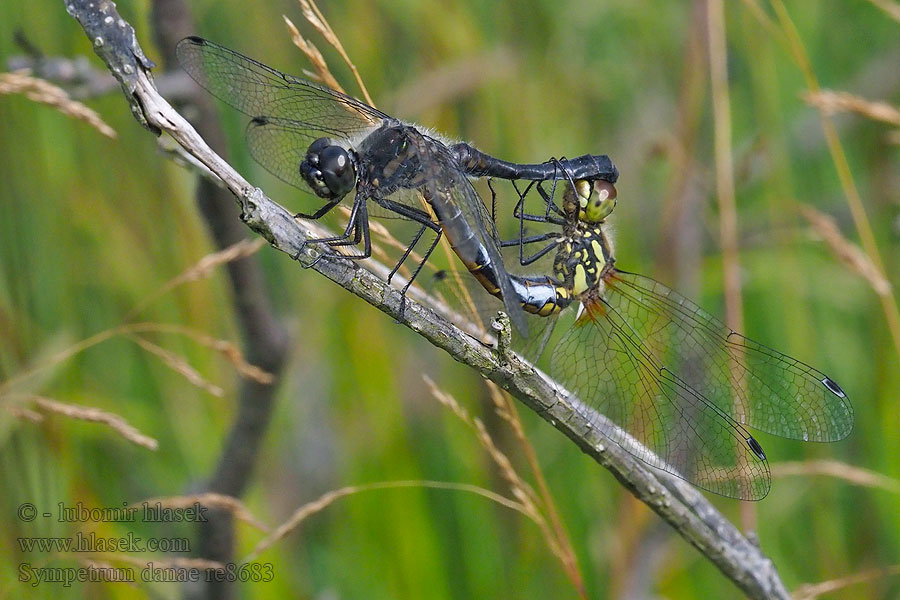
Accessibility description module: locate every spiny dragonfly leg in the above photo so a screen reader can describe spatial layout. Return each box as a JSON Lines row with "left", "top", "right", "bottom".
{"left": 376, "top": 197, "right": 444, "bottom": 321}
{"left": 293, "top": 192, "right": 369, "bottom": 264}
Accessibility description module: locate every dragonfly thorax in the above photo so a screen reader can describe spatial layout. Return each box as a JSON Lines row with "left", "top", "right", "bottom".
{"left": 555, "top": 225, "right": 613, "bottom": 296}
{"left": 300, "top": 137, "right": 357, "bottom": 200}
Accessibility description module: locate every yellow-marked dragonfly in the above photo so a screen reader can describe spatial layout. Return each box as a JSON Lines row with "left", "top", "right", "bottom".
{"left": 446, "top": 173, "right": 853, "bottom": 500}
{"left": 176, "top": 37, "right": 618, "bottom": 334}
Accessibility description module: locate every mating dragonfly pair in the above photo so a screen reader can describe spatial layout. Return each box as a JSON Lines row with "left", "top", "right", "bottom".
{"left": 177, "top": 37, "right": 853, "bottom": 500}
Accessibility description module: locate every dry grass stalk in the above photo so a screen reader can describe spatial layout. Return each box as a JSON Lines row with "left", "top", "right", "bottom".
{"left": 472, "top": 417, "right": 540, "bottom": 510}
{"left": 100, "top": 553, "right": 225, "bottom": 572}
{"left": 424, "top": 375, "right": 538, "bottom": 510}
{"left": 129, "top": 335, "right": 224, "bottom": 397}
{"left": 125, "top": 238, "right": 265, "bottom": 320}
{"left": 6, "top": 404, "right": 45, "bottom": 422}
{"left": 282, "top": 16, "right": 345, "bottom": 93}
{"left": 243, "top": 480, "right": 530, "bottom": 562}
{"left": 425, "top": 377, "right": 587, "bottom": 597}
{"left": 0, "top": 322, "right": 272, "bottom": 399}
{"left": 865, "top": 0, "right": 900, "bottom": 23}
{"left": 794, "top": 563, "right": 900, "bottom": 600}
{"left": 487, "top": 382, "right": 526, "bottom": 441}
{"left": 799, "top": 204, "right": 891, "bottom": 296}
{"left": 22, "top": 395, "right": 158, "bottom": 450}
{"left": 803, "top": 90, "right": 900, "bottom": 127}
{"left": 135, "top": 493, "right": 269, "bottom": 532}
{"left": 296, "top": 0, "right": 375, "bottom": 107}
{"left": 772, "top": 460, "right": 900, "bottom": 493}
{"left": 0, "top": 71, "right": 116, "bottom": 138}
{"left": 485, "top": 382, "right": 583, "bottom": 590}
{"left": 130, "top": 323, "right": 274, "bottom": 384}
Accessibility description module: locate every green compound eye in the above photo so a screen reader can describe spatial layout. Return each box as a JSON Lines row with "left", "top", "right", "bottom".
{"left": 582, "top": 180, "right": 617, "bottom": 223}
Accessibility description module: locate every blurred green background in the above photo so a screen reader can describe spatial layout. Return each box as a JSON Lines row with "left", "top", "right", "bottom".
{"left": 1, "top": 0, "right": 898, "bottom": 598}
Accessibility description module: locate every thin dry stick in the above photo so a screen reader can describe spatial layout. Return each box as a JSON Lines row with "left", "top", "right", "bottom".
{"left": 771, "top": 460, "right": 900, "bottom": 494}
{"left": 793, "top": 564, "right": 900, "bottom": 600}
{"left": 770, "top": 0, "right": 900, "bottom": 363}
{"left": 0, "top": 70, "right": 116, "bottom": 138}
{"left": 243, "top": 480, "right": 531, "bottom": 562}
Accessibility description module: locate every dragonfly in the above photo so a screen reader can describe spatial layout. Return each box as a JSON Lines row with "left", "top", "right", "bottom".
{"left": 444, "top": 173, "right": 853, "bottom": 500}
{"left": 175, "top": 37, "right": 619, "bottom": 334}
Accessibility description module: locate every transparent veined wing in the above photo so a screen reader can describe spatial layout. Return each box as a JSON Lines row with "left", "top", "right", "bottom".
{"left": 408, "top": 132, "right": 529, "bottom": 334}
{"left": 604, "top": 270, "right": 853, "bottom": 442}
{"left": 176, "top": 37, "right": 388, "bottom": 139}
{"left": 551, "top": 298, "right": 772, "bottom": 500}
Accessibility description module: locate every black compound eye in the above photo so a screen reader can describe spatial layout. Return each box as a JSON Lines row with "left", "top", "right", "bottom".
{"left": 300, "top": 138, "right": 355, "bottom": 199}
{"left": 306, "top": 137, "right": 332, "bottom": 163}
{"left": 319, "top": 145, "right": 356, "bottom": 197}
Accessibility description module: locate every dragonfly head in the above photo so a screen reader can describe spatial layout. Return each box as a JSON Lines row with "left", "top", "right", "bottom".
{"left": 300, "top": 137, "right": 357, "bottom": 199}
{"left": 563, "top": 179, "right": 616, "bottom": 224}
{"left": 563, "top": 179, "right": 617, "bottom": 224}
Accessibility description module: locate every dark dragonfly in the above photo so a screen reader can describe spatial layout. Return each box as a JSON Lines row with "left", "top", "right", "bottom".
{"left": 450, "top": 175, "right": 853, "bottom": 500}
{"left": 175, "top": 37, "right": 618, "bottom": 333}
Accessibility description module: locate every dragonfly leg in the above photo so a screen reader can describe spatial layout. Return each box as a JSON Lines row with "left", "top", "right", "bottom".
{"left": 501, "top": 234, "right": 560, "bottom": 266}
{"left": 376, "top": 198, "right": 442, "bottom": 280}
{"left": 294, "top": 199, "right": 341, "bottom": 220}
{"left": 376, "top": 197, "right": 443, "bottom": 320}
{"left": 294, "top": 192, "right": 370, "bottom": 263}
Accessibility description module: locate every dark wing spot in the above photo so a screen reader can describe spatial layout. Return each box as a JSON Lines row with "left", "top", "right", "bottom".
{"left": 746, "top": 435, "right": 767, "bottom": 461}
{"left": 822, "top": 376, "right": 846, "bottom": 398}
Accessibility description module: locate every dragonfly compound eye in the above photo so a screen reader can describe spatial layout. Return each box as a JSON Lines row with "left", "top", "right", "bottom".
{"left": 300, "top": 138, "right": 355, "bottom": 199}
{"left": 582, "top": 180, "right": 617, "bottom": 223}
{"left": 319, "top": 145, "right": 356, "bottom": 197}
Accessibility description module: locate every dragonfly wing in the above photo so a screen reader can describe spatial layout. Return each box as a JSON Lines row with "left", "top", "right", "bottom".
{"left": 454, "top": 180, "right": 529, "bottom": 335}
{"left": 552, "top": 299, "right": 771, "bottom": 500}
{"left": 244, "top": 116, "right": 330, "bottom": 192}
{"left": 406, "top": 135, "right": 529, "bottom": 334}
{"left": 176, "top": 37, "right": 389, "bottom": 139}
{"left": 605, "top": 270, "right": 853, "bottom": 442}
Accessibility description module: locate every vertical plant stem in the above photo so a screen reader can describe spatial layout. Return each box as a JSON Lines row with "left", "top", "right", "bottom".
{"left": 707, "top": 0, "right": 757, "bottom": 531}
